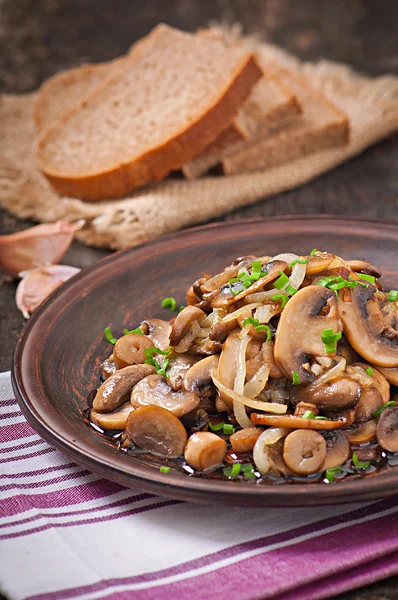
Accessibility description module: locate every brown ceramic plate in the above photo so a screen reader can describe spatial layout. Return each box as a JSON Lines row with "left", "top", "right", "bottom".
{"left": 12, "top": 216, "right": 398, "bottom": 506}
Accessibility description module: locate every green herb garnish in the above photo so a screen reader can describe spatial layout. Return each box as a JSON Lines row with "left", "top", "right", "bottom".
{"left": 208, "top": 421, "right": 225, "bottom": 432}
{"left": 352, "top": 451, "right": 371, "bottom": 469}
{"left": 228, "top": 277, "right": 242, "bottom": 296}
{"left": 302, "top": 410, "right": 315, "bottom": 419}
{"left": 104, "top": 326, "right": 117, "bottom": 345}
{"left": 242, "top": 463, "right": 256, "bottom": 479}
{"left": 223, "top": 424, "right": 235, "bottom": 435}
{"left": 387, "top": 290, "right": 398, "bottom": 302}
{"left": 238, "top": 272, "right": 252, "bottom": 289}
{"left": 123, "top": 327, "right": 143, "bottom": 335}
{"left": 161, "top": 297, "right": 177, "bottom": 311}
{"left": 310, "top": 249, "right": 318, "bottom": 256}
{"left": 321, "top": 328, "right": 342, "bottom": 354}
{"left": 359, "top": 274, "right": 376, "bottom": 284}
{"left": 256, "top": 325, "right": 272, "bottom": 340}
{"left": 292, "top": 371, "right": 301, "bottom": 385}
{"left": 289, "top": 258, "right": 309, "bottom": 268}
{"left": 144, "top": 347, "right": 172, "bottom": 358}
{"left": 373, "top": 400, "right": 396, "bottom": 418}
{"left": 271, "top": 294, "right": 289, "bottom": 309}
{"left": 325, "top": 467, "right": 342, "bottom": 483}
{"left": 274, "top": 271, "right": 289, "bottom": 290}
{"left": 366, "top": 367, "right": 374, "bottom": 376}
{"left": 285, "top": 284, "right": 297, "bottom": 296}
{"left": 230, "top": 463, "right": 241, "bottom": 478}
{"left": 159, "top": 466, "right": 170, "bottom": 474}
{"left": 243, "top": 317, "right": 259, "bottom": 327}
{"left": 314, "top": 416, "right": 330, "bottom": 420}
{"left": 179, "top": 305, "right": 185, "bottom": 312}
{"left": 250, "top": 261, "right": 262, "bottom": 281}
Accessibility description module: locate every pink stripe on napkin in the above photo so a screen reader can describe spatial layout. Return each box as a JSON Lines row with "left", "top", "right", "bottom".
{"left": 0, "top": 371, "right": 397, "bottom": 600}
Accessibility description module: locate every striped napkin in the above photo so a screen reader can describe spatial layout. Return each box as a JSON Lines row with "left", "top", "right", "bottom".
{"left": 1, "top": 371, "right": 398, "bottom": 600}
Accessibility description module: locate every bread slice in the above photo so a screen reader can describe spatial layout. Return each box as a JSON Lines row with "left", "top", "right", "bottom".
{"left": 35, "top": 24, "right": 263, "bottom": 201}
{"left": 182, "top": 74, "right": 300, "bottom": 179}
{"left": 34, "top": 62, "right": 116, "bottom": 131}
{"left": 222, "top": 68, "right": 349, "bottom": 175}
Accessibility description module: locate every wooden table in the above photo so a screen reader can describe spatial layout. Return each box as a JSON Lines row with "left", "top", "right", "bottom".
{"left": 0, "top": 1, "right": 397, "bottom": 597}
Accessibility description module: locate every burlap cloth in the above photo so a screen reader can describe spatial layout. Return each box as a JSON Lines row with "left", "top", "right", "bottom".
{"left": 1, "top": 30, "right": 398, "bottom": 250}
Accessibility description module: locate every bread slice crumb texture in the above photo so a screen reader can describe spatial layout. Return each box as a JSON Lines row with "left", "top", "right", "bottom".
{"left": 36, "top": 24, "right": 262, "bottom": 198}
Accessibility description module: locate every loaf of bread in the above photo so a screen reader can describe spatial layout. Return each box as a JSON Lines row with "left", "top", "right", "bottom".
{"left": 36, "top": 24, "right": 263, "bottom": 201}
{"left": 182, "top": 75, "right": 301, "bottom": 179}
{"left": 222, "top": 68, "right": 349, "bottom": 175}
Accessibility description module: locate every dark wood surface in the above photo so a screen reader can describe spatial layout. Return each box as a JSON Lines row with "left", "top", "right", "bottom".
{"left": 1, "top": 0, "right": 398, "bottom": 598}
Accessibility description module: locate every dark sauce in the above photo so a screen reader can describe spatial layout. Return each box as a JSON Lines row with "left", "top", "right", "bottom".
{"left": 84, "top": 390, "right": 398, "bottom": 485}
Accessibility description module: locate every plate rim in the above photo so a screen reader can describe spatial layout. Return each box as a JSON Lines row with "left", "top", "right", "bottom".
{"left": 11, "top": 215, "right": 398, "bottom": 505}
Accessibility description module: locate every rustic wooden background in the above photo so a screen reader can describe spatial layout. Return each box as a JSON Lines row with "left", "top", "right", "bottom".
{"left": 0, "top": 1, "right": 397, "bottom": 597}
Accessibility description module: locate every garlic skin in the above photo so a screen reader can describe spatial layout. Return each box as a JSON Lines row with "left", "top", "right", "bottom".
{"left": 0, "top": 220, "right": 84, "bottom": 278}
{"left": 16, "top": 265, "right": 80, "bottom": 318}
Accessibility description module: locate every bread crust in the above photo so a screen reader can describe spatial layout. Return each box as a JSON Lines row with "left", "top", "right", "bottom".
{"left": 36, "top": 52, "right": 263, "bottom": 201}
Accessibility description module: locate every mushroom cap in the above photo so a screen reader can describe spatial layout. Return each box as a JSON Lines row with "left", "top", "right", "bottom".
{"left": 91, "top": 401, "right": 133, "bottom": 431}
{"left": 376, "top": 404, "right": 398, "bottom": 452}
{"left": 338, "top": 285, "right": 398, "bottom": 367}
{"left": 125, "top": 405, "right": 187, "bottom": 457}
{"left": 184, "top": 431, "right": 227, "bottom": 471}
{"left": 169, "top": 306, "right": 205, "bottom": 347}
{"left": 292, "top": 377, "right": 361, "bottom": 411}
{"left": 131, "top": 373, "right": 200, "bottom": 418}
{"left": 230, "top": 426, "right": 263, "bottom": 453}
{"left": 346, "top": 260, "right": 382, "bottom": 279}
{"left": 274, "top": 285, "right": 342, "bottom": 384}
{"left": 183, "top": 354, "right": 219, "bottom": 409}
{"left": 166, "top": 353, "right": 198, "bottom": 391}
{"left": 374, "top": 366, "right": 398, "bottom": 386}
{"left": 306, "top": 253, "right": 335, "bottom": 276}
{"left": 346, "top": 419, "right": 377, "bottom": 444}
{"left": 93, "top": 364, "right": 155, "bottom": 413}
{"left": 113, "top": 334, "right": 153, "bottom": 369}
{"left": 101, "top": 355, "right": 116, "bottom": 380}
{"left": 283, "top": 429, "right": 327, "bottom": 475}
{"left": 142, "top": 318, "right": 172, "bottom": 351}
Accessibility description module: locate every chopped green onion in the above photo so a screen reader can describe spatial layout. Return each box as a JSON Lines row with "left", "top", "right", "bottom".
{"left": 179, "top": 305, "right": 185, "bottom": 312}
{"left": 228, "top": 277, "right": 242, "bottom": 296}
{"left": 144, "top": 346, "right": 172, "bottom": 358}
{"left": 359, "top": 274, "right": 376, "bottom": 284}
{"left": 317, "top": 276, "right": 337, "bottom": 287}
{"left": 302, "top": 410, "right": 315, "bottom": 419}
{"left": 373, "top": 400, "right": 396, "bottom": 418}
{"left": 321, "top": 328, "right": 334, "bottom": 338}
{"left": 256, "top": 324, "right": 272, "bottom": 341}
{"left": 243, "top": 317, "right": 259, "bottom": 327}
{"left": 292, "top": 371, "right": 301, "bottom": 385}
{"left": 161, "top": 297, "right": 177, "bottom": 311}
{"left": 242, "top": 463, "right": 254, "bottom": 472}
{"left": 208, "top": 421, "right": 225, "bottom": 432}
{"left": 123, "top": 327, "right": 143, "bottom": 335}
{"left": 325, "top": 467, "right": 342, "bottom": 483}
{"left": 157, "top": 358, "right": 170, "bottom": 377}
{"left": 159, "top": 466, "right": 170, "bottom": 474}
{"left": 310, "top": 249, "right": 318, "bottom": 256}
{"left": 285, "top": 284, "right": 297, "bottom": 296}
{"left": 274, "top": 272, "right": 289, "bottom": 290}
{"left": 314, "top": 416, "right": 330, "bottom": 420}
{"left": 289, "top": 258, "right": 309, "bottom": 268}
{"left": 238, "top": 272, "right": 252, "bottom": 289}
{"left": 352, "top": 451, "right": 371, "bottom": 469}
{"left": 230, "top": 463, "right": 241, "bottom": 478}
{"left": 250, "top": 261, "right": 262, "bottom": 281}
{"left": 271, "top": 294, "right": 289, "bottom": 309}
{"left": 104, "top": 326, "right": 117, "bottom": 345}
{"left": 223, "top": 423, "right": 235, "bottom": 435}
{"left": 366, "top": 367, "right": 374, "bottom": 377}
{"left": 328, "top": 281, "right": 348, "bottom": 291}
{"left": 387, "top": 290, "right": 398, "bottom": 302}
{"left": 321, "top": 329, "right": 342, "bottom": 354}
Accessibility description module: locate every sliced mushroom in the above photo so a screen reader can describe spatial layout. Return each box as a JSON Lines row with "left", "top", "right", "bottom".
{"left": 377, "top": 403, "right": 398, "bottom": 452}
{"left": 180, "top": 408, "right": 209, "bottom": 434}
{"left": 274, "top": 285, "right": 342, "bottom": 384}
{"left": 91, "top": 401, "right": 134, "bottom": 431}
{"left": 355, "top": 387, "right": 383, "bottom": 422}
{"left": 322, "top": 430, "right": 350, "bottom": 469}
{"left": 251, "top": 413, "right": 347, "bottom": 430}
{"left": 230, "top": 427, "right": 264, "bottom": 453}
{"left": 338, "top": 285, "right": 398, "bottom": 367}
{"left": 209, "top": 319, "right": 239, "bottom": 342}
{"left": 182, "top": 355, "right": 219, "bottom": 410}
{"left": 184, "top": 431, "right": 227, "bottom": 471}
{"left": 101, "top": 354, "right": 116, "bottom": 380}
{"left": 337, "top": 336, "right": 360, "bottom": 365}
{"left": 374, "top": 366, "right": 398, "bottom": 386}
{"left": 125, "top": 405, "right": 187, "bottom": 457}
{"left": 283, "top": 429, "right": 327, "bottom": 475}
{"left": 142, "top": 319, "right": 172, "bottom": 351}
{"left": 188, "top": 338, "right": 222, "bottom": 356}
{"left": 346, "top": 260, "right": 382, "bottom": 279}
{"left": 215, "top": 394, "right": 229, "bottom": 412}
{"left": 113, "top": 334, "right": 153, "bottom": 369}
{"left": 166, "top": 354, "right": 197, "bottom": 391}
{"left": 170, "top": 306, "right": 205, "bottom": 348}
{"left": 208, "top": 260, "right": 288, "bottom": 308}
{"left": 306, "top": 252, "right": 335, "bottom": 276}
{"left": 131, "top": 374, "right": 200, "bottom": 418}
{"left": 93, "top": 364, "right": 155, "bottom": 413}
{"left": 346, "top": 419, "right": 377, "bottom": 444}
{"left": 292, "top": 377, "right": 361, "bottom": 411}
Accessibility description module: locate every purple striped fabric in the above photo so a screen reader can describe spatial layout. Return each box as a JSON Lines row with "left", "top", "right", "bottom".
{"left": 0, "top": 371, "right": 397, "bottom": 600}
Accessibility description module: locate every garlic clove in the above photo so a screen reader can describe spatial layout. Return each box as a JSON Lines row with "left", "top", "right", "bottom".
{"left": 16, "top": 265, "right": 80, "bottom": 318}
{"left": 0, "top": 220, "right": 84, "bottom": 278}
